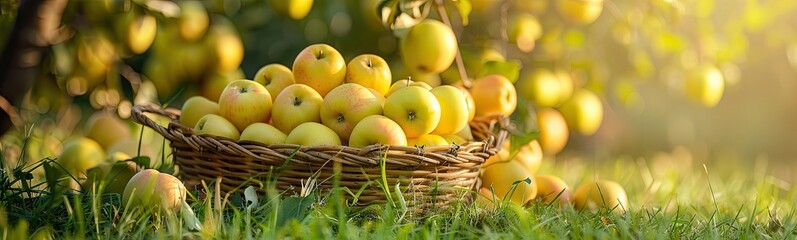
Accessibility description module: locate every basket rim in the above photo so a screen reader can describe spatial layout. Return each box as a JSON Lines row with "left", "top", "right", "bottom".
{"left": 130, "top": 103, "right": 509, "bottom": 167}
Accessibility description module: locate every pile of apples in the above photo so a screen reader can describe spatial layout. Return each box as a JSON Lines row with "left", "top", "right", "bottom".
{"left": 179, "top": 42, "right": 515, "bottom": 150}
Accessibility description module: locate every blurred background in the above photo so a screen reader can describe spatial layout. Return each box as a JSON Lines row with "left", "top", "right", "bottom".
{"left": 1, "top": 0, "right": 796, "bottom": 185}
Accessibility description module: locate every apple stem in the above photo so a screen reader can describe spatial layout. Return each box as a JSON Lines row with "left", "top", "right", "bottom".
{"left": 434, "top": 0, "right": 472, "bottom": 88}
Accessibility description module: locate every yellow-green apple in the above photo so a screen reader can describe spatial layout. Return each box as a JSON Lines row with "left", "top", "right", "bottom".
{"left": 453, "top": 85, "right": 476, "bottom": 122}
{"left": 345, "top": 54, "right": 391, "bottom": 96}
{"left": 536, "top": 108, "right": 569, "bottom": 154}
{"left": 292, "top": 44, "right": 347, "bottom": 97}
{"left": 685, "top": 63, "right": 724, "bottom": 107}
{"left": 556, "top": 0, "right": 604, "bottom": 25}
{"left": 554, "top": 69, "right": 574, "bottom": 104}
{"left": 200, "top": 69, "right": 245, "bottom": 101}
{"left": 240, "top": 123, "right": 287, "bottom": 145}
{"left": 285, "top": 122, "right": 341, "bottom": 146}
{"left": 430, "top": 85, "right": 469, "bottom": 135}
{"left": 386, "top": 79, "right": 433, "bottom": 96}
{"left": 85, "top": 111, "right": 131, "bottom": 149}
{"left": 194, "top": 114, "right": 240, "bottom": 140}
{"left": 560, "top": 89, "right": 603, "bottom": 136}
{"left": 443, "top": 134, "right": 467, "bottom": 145}
{"left": 123, "top": 169, "right": 187, "bottom": 211}
{"left": 253, "top": 64, "right": 296, "bottom": 102}
{"left": 534, "top": 175, "right": 573, "bottom": 205}
{"left": 218, "top": 80, "right": 273, "bottom": 131}
{"left": 410, "top": 72, "right": 442, "bottom": 87}
{"left": 516, "top": 69, "right": 569, "bottom": 107}
{"left": 271, "top": 84, "right": 323, "bottom": 133}
{"left": 268, "top": 0, "right": 314, "bottom": 20}
{"left": 480, "top": 160, "right": 537, "bottom": 206}
{"left": 348, "top": 115, "right": 407, "bottom": 147}
{"left": 401, "top": 20, "right": 457, "bottom": 74}
{"left": 204, "top": 17, "right": 243, "bottom": 72}
{"left": 114, "top": 11, "right": 157, "bottom": 54}
{"left": 180, "top": 96, "right": 219, "bottom": 128}
{"left": 508, "top": 13, "right": 542, "bottom": 53}
{"left": 320, "top": 83, "right": 383, "bottom": 142}
{"left": 454, "top": 122, "right": 475, "bottom": 141}
{"left": 471, "top": 74, "right": 517, "bottom": 117}
{"left": 407, "top": 134, "right": 448, "bottom": 147}
{"left": 58, "top": 137, "right": 106, "bottom": 177}
{"left": 383, "top": 86, "right": 441, "bottom": 138}
{"left": 368, "top": 88, "right": 386, "bottom": 107}
{"left": 573, "top": 180, "right": 628, "bottom": 214}
{"left": 177, "top": 1, "right": 209, "bottom": 41}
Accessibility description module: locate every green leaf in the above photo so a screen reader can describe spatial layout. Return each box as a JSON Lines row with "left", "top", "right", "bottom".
{"left": 131, "top": 156, "right": 151, "bottom": 169}
{"left": 478, "top": 60, "right": 522, "bottom": 83}
{"left": 508, "top": 98, "right": 539, "bottom": 154}
{"left": 451, "top": 0, "right": 471, "bottom": 26}
{"left": 277, "top": 193, "right": 316, "bottom": 227}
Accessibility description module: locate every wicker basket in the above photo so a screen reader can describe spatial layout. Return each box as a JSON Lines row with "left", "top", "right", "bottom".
{"left": 131, "top": 103, "right": 508, "bottom": 212}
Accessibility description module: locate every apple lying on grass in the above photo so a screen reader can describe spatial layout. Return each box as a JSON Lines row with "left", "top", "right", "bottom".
{"left": 123, "top": 169, "right": 187, "bottom": 211}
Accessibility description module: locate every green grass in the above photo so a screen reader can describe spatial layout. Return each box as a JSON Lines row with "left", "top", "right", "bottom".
{"left": 1, "top": 132, "right": 796, "bottom": 239}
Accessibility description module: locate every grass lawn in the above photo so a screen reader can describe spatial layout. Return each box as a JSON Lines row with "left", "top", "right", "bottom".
{"left": 2, "top": 141, "right": 795, "bottom": 239}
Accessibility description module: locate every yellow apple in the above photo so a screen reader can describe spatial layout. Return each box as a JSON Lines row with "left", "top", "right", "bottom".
{"left": 536, "top": 108, "right": 569, "bottom": 154}
{"left": 685, "top": 64, "right": 725, "bottom": 107}
{"left": 383, "top": 86, "right": 441, "bottom": 138}
{"left": 554, "top": 69, "right": 575, "bottom": 105}
{"left": 386, "top": 79, "right": 433, "bottom": 96}
{"left": 180, "top": 96, "right": 219, "bottom": 128}
{"left": 85, "top": 111, "right": 131, "bottom": 149}
{"left": 58, "top": 137, "right": 106, "bottom": 177}
{"left": 268, "top": 0, "right": 314, "bottom": 20}
{"left": 194, "top": 114, "right": 240, "bottom": 140}
{"left": 401, "top": 19, "right": 458, "bottom": 74}
{"left": 573, "top": 180, "right": 628, "bottom": 213}
{"left": 285, "top": 122, "right": 342, "bottom": 146}
{"left": 508, "top": 13, "right": 542, "bottom": 53}
{"left": 409, "top": 72, "right": 442, "bottom": 87}
{"left": 240, "top": 123, "right": 287, "bottom": 145}
{"left": 453, "top": 85, "right": 476, "bottom": 122}
{"left": 345, "top": 54, "right": 391, "bottom": 96}
{"left": 516, "top": 69, "right": 567, "bottom": 107}
{"left": 483, "top": 140, "right": 542, "bottom": 174}
{"left": 407, "top": 134, "right": 448, "bottom": 147}
{"left": 348, "top": 115, "right": 407, "bottom": 147}
{"left": 557, "top": 0, "right": 604, "bottom": 25}
{"left": 320, "top": 83, "right": 383, "bottom": 142}
{"left": 480, "top": 161, "right": 537, "bottom": 206}
{"left": 218, "top": 80, "right": 273, "bottom": 131}
{"left": 560, "top": 89, "right": 603, "bottom": 136}
{"left": 114, "top": 11, "right": 157, "bottom": 54}
{"left": 253, "top": 64, "right": 296, "bottom": 102}
{"left": 177, "top": 1, "right": 209, "bottom": 42}
{"left": 272, "top": 84, "right": 323, "bottom": 134}
{"left": 292, "top": 44, "right": 347, "bottom": 97}
{"left": 430, "top": 86, "right": 469, "bottom": 135}
{"left": 200, "top": 69, "right": 245, "bottom": 101}
{"left": 514, "top": 140, "right": 543, "bottom": 174}
{"left": 534, "top": 175, "right": 573, "bottom": 205}
{"left": 443, "top": 134, "right": 467, "bottom": 145}
{"left": 204, "top": 17, "right": 244, "bottom": 72}
{"left": 123, "top": 169, "right": 187, "bottom": 211}
{"left": 471, "top": 74, "right": 517, "bottom": 117}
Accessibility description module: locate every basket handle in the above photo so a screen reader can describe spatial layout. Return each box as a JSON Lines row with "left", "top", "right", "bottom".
{"left": 131, "top": 103, "right": 184, "bottom": 143}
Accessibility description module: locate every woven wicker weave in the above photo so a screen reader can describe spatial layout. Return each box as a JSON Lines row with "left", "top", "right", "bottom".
{"left": 131, "top": 103, "right": 508, "bottom": 212}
